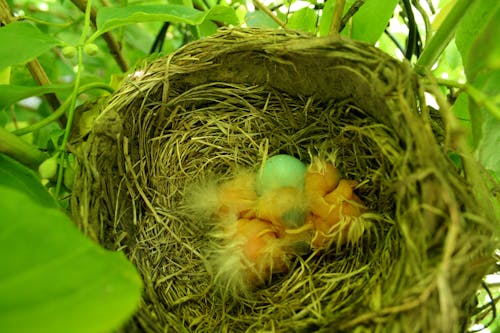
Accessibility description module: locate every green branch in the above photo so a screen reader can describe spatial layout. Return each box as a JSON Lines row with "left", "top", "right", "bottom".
{"left": 0, "top": 126, "right": 48, "bottom": 169}
{"left": 436, "top": 78, "right": 500, "bottom": 120}
{"left": 415, "top": 0, "right": 476, "bottom": 74}
{"left": 12, "top": 82, "right": 114, "bottom": 136}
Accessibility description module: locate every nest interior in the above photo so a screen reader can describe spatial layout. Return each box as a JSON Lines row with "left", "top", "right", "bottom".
{"left": 71, "top": 29, "right": 499, "bottom": 332}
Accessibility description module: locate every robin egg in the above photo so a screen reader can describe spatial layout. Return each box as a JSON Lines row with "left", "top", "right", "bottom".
{"left": 256, "top": 154, "right": 307, "bottom": 195}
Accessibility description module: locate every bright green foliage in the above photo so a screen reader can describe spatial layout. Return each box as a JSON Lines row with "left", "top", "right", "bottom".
{"left": 0, "top": 153, "right": 56, "bottom": 208}
{"left": 246, "top": 10, "right": 280, "bottom": 28}
{"left": 318, "top": 0, "right": 398, "bottom": 43}
{"left": 346, "top": 0, "right": 399, "bottom": 44}
{"left": 94, "top": 4, "right": 239, "bottom": 39}
{"left": 287, "top": 7, "right": 317, "bottom": 34}
{"left": 456, "top": 0, "right": 499, "bottom": 75}
{"left": 0, "top": 184, "right": 143, "bottom": 333}
{"left": 455, "top": 3, "right": 500, "bottom": 177}
{"left": 0, "top": 84, "right": 72, "bottom": 109}
{"left": 0, "top": 21, "right": 62, "bottom": 71}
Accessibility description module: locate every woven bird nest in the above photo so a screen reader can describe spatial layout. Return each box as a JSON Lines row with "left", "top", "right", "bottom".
{"left": 71, "top": 28, "right": 499, "bottom": 332}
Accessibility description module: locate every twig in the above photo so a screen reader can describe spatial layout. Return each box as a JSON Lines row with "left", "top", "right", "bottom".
{"left": 12, "top": 82, "right": 114, "bottom": 136}
{"left": 401, "top": 0, "right": 421, "bottom": 60}
{"left": 435, "top": 78, "right": 500, "bottom": 120}
{"left": 425, "top": 0, "right": 436, "bottom": 14}
{"left": 253, "top": 0, "right": 287, "bottom": 29}
{"left": 384, "top": 28, "right": 406, "bottom": 55}
{"left": 150, "top": 22, "right": 170, "bottom": 55}
{"left": 412, "top": 0, "right": 432, "bottom": 46}
{"left": 70, "top": 0, "right": 128, "bottom": 72}
{"left": 339, "top": 0, "right": 364, "bottom": 32}
{"left": 424, "top": 73, "right": 465, "bottom": 150}
{"left": 329, "top": 0, "right": 346, "bottom": 37}
{"left": 469, "top": 282, "right": 499, "bottom": 332}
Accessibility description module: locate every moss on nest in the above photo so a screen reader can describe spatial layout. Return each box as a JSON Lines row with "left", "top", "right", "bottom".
{"left": 71, "top": 28, "right": 499, "bottom": 332}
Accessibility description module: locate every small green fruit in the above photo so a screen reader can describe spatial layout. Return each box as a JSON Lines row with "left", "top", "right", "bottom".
{"left": 38, "top": 156, "right": 58, "bottom": 180}
{"left": 61, "top": 46, "right": 77, "bottom": 59}
{"left": 64, "top": 166, "right": 75, "bottom": 190}
{"left": 83, "top": 43, "right": 99, "bottom": 56}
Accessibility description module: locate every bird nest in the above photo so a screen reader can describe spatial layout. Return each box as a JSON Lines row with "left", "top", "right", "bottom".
{"left": 71, "top": 28, "right": 499, "bottom": 332}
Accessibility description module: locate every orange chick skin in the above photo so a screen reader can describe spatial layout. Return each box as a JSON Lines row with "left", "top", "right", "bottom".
{"left": 305, "top": 163, "right": 365, "bottom": 249}
{"left": 217, "top": 173, "right": 257, "bottom": 219}
{"left": 211, "top": 158, "right": 367, "bottom": 292}
{"left": 231, "top": 218, "right": 288, "bottom": 285}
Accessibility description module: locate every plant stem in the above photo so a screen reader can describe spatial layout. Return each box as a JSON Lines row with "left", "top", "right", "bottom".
{"left": 70, "top": 0, "right": 128, "bottom": 72}
{"left": 412, "top": 0, "right": 431, "bottom": 46}
{"left": 0, "top": 126, "right": 47, "bottom": 169}
{"left": 253, "top": 0, "right": 287, "bottom": 28}
{"left": 339, "top": 0, "right": 364, "bottom": 32}
{"left": 435, "top": 78, "right": 500, "bottom": 120}
{"left": 55, "top": 0, "right": 91, "bottom": 197}
{"left": 12, "top": 82, "right": 114, "bottom": 136}
{"left": 415, "top": 0, "right": 476, "bottom": 74}
{"left": 329, "top": 0, "right": 345, "bottom": 37}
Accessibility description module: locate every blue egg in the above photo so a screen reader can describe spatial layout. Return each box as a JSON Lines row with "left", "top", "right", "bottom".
{"left": 256, "top": 154, "right": 307, "bottom": 195}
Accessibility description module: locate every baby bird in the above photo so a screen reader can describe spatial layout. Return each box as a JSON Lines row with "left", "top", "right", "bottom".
{"left": 203, "top": 156, "right": 367, "bottom": 295}
{"left": 305, "top": 160, "right": 365, "bottom": 249}
{"left": 230, "top": 217, "right": 289, "bottom": 286}
{"left": 216, "top": 172, "right": 258, "bottom": 219}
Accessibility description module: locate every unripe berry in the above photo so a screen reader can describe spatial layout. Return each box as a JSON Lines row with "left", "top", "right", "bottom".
{"left": 83, "top": 43, "right": 99, "bottom": 56}
{"left": 38, "top": 156, "right": 58, "bottom": 180}
{"left": 61, "top": 46, "right": 77, "bottom": 59}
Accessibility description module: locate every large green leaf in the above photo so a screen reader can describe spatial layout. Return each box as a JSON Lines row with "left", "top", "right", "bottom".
{"left": 287, "top": 7, "right": 317, "bottom": 34}
{"left": 0, "top": 153, "right": 56, "bottom": 208}
{"left": 0, "top": 21, "right": 62, "bottom": 71}
{"left": 317, "top": 0, "right": 336, "bottom": 36}
{"left": 318, "top": 0, "right": 397, "bottom": 42}
{"left": 455, "top": 0, "right": 500, "bottom": 78}
{"left": 455, "top": 5, "right": 500, "bottom": 176}
{"left": 245, "top": 10, "right": 280, "bottom": 29}
{"left": 94, "top": 4, "right": 239, "bottom": 38}
{"left": 347, "top": 0, "right": 398, "bottom": 43}
{"left": 475, "top": 111, "right": 500, "bottom": 178}
{"left": 0, "top": 84, "right": 72, "bottom": 109}
{"left": 0, "top": 186, "right": 142, "bottom": 333}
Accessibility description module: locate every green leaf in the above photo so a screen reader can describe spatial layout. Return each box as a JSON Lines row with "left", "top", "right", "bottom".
{"left": 456, "top": 6, "right": 500, "bottom": 175}
{"left": 245, "top": 10, "right": 280, "bottom": 28}
{"left": 317, "top": 0, "right": 336, "bottom": 36}
{"left": 455, "top": 0, "right": 500, "bottom": 76}
{"left": 462, "top": 5, "right": 500, "bottom": 82}
{"left": 0, "top": 84, "right": 72, "bottom": 109}
{"left": 476, "top": 112, "right": 500, "bottom": 177}
{"left": 287, "top": 7, "right": 317, "bottom": 33}
{"left": 0, "top": 67, "right": 10, "bottom": 84}
{"left": 0, "top": 186, "right": 142, "bottom": 333}
{"left": 346, "top": 0, "right": 398, "bottom": 43}
{"left": 0, "top": 21, "right": 62, "bottom": 71}
{"left": 0, "top": 153, "right": 56, "bottom": 208}
{"left": 94, "top": 4, "right": 239, "bottom": 38}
